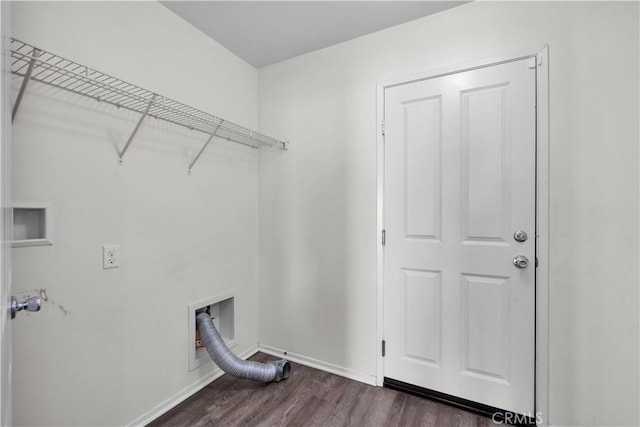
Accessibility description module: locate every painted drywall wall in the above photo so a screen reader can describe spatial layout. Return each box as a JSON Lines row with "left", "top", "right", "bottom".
{"left": 11, "top": 2, "right": 259, "bottom": 426}
{"left": 258, "top": 2, "right": 639, "bottom": 426}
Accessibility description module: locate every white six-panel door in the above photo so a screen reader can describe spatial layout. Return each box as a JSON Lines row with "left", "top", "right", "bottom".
{"left": 383, "top": 58, "right": 536, "bottom": 415}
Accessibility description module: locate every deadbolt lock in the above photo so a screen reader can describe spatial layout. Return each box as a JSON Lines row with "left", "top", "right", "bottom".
{"left": 513, "top": 230, "right": 528, "bottom": 243}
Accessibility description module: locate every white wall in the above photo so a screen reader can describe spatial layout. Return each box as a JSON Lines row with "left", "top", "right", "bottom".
{"left": 11, "top": 2, "right": 259, "bottom": 426}
{"left": 258, "top": 2, "right": 639, "bottom": 426}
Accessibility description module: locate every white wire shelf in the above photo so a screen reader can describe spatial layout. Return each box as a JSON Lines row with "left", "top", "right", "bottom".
{"left": 10, "top": 38, "right": 288, "bottom": 172}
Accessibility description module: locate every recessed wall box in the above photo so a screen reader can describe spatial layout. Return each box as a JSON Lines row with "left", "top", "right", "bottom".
{"left": 12, "top": 203, "right": 52, "bottom": 247}
{"left": 188, "top": 292, "right": 235, "bottom": 371}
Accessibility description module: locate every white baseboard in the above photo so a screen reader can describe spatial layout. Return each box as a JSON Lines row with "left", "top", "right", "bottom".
{"left": 258, "top": 344, "right": 377, "bottom": 386}
{"left": 127, "top": 346, "right": 259, "bottom": 427}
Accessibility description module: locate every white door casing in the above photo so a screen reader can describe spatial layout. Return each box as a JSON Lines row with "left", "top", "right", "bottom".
{"left": 382, "top": 57, "right": 536, "bottom": 415}
{"left": 0, "top": 2, "right": 12, "bottom": 425}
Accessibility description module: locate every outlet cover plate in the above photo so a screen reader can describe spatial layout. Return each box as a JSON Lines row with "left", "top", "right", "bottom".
{"left": 103, "top": 245, "right": 120, "bottom": 269}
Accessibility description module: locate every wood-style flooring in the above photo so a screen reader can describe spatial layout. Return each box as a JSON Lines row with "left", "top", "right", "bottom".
{"left": 149, "top": 352, "right": 494, "bottom": 427}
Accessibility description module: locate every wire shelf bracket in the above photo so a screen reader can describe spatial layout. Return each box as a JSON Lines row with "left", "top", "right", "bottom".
{"left": 118, "top": 94, "right": 157, "bottom": 164}
{"left": 188, "top": 122, "right": 222, "bottom": 175}
{"left": 10, "top": 38, "right": 289, "bottom": 168}
{"left": 12, "top": 47, "right": 41, "bottom": 122}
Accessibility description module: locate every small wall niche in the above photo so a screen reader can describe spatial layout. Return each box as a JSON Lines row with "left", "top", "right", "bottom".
{"left": 188, "top": 292, "right": 236, "bottom": 371}
{"left": 12, "top": 204, "right": 52, "bottom": 247}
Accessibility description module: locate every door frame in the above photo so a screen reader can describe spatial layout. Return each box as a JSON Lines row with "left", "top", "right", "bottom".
{"left": 0, "top": 2, "right": 12, "bottom": 426}
{"left": 376, "top": 45, "right": 549, "bottom": 426}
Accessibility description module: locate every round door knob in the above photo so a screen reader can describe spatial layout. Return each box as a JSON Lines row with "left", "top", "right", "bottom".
{"left": 513, "top": 255, "right": 529, "bottom": 269}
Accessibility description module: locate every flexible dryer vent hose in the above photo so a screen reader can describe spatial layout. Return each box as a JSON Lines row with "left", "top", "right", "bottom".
{"left": 196, "top": 312, "right": 291, "bottom": 382}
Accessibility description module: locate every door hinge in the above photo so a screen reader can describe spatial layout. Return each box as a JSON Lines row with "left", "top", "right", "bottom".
{"left": 381, "top": 229, "right": 386, "bottom": 246}
{"left": 382, "top": 340, "right": 386, "bottom": 357}
{"left": 381, "top": 118, "right": 385, "bottom": 136}
{"left": 528, "top": 55, "right": 543, "bottom": 69}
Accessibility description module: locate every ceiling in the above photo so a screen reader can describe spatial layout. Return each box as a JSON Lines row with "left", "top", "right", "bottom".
{"left": 161, "top": 1, "right": 468, "bottom": 68}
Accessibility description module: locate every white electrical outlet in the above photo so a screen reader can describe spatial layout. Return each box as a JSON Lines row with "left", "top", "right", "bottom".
{"left": 103, "top": 245, "right": 120, "bottom": 269}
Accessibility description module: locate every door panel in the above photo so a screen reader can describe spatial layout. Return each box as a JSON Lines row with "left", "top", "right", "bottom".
{"left": 403, "top": 96, "right": 442, "bottom": 241}
{"left": 403, "top": 269, "right": 441, "bottom": 366}
{"left": 461, "top": 274, "right": 510, "bottom": 382}
{"left": 462, "top": 84, "right": 509, "bottom": 243}
{"left": 383, "top": 57, "right": 536, "bottom": 415}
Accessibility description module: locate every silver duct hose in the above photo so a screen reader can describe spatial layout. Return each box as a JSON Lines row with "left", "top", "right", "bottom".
{"left": 196, "top": 312, "right": 291, "bottom": 382}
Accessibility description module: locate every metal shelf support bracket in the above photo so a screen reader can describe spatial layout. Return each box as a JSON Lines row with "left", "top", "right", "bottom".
{"left": 12, "top": 48, "right": 41, "bottom": 122}
{"left": 188, "top": 123, "right": 222, "bottom": 174}
{"left": 118, "top": 94, "right": 157, "bottom": 164}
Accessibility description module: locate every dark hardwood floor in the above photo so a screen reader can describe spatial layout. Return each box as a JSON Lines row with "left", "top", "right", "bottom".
{"left": 149, "top": 352, "right": 494, "bottom": 427}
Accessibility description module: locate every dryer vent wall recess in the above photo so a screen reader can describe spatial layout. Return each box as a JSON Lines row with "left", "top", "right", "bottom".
{"left": 12, "top": 204, "right": 53, "bottom": 247}
{"left": 188, "top": 294, "right": 235, "bottom": 371}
